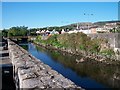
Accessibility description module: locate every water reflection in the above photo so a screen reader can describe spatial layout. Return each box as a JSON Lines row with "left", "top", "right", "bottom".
{"left": 20, "top": 43, "right": 120, "bottom": 89}
{"left": 19, "top": 43, "right": 28, "bottom": 50}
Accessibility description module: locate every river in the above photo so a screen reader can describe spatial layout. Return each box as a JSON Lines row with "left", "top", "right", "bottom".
{"left": 19, "top": 43, "right": 120, "bottom": 89}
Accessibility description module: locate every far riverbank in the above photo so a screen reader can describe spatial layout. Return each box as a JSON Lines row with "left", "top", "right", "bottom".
{"left": 33, "top": 41, "right": 120, "bottom": 65}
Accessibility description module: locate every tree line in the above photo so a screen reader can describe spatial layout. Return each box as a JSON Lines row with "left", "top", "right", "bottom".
{"left": 0, "top": 25, "right": 75, "bottom": 37}
{"left": 1, "top": 26, "right": 28, "bottom": 37}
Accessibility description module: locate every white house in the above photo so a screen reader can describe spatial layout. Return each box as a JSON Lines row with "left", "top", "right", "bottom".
{"left": 67, "top": 30, "right": 78, "bottom": 34}
{"left": 61, "top": 29, "right": 65, "bottom": 34}
{"left": 50, "top": 29, "right": 59, "bottom": 35}
{"left": 78, "top": 29, "right": 91, "bottom": 34}
{"left": 36, "top": 31, "right": 40, "bottom": 34}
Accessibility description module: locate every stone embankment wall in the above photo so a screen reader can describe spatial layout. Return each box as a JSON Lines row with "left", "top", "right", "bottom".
{"left": 8, "top": 39, "right": 82, "bottom": 89}
{"left": 88, "top": 33, "right": 120, "bottom": 60}
{"left": 88, "top": 33, "right": 120, "bottom": 49}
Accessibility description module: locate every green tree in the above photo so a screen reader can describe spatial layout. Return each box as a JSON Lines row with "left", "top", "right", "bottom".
{"left": 8, "top": 26, "right": 28, "bottom": 36}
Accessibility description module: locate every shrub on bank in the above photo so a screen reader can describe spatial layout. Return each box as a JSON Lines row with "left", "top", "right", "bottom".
{"left": 35, "top": 32, "right": 115, "bottom": 56}
{"left": 100, "top": 49, "right": 115, "bottom": 56}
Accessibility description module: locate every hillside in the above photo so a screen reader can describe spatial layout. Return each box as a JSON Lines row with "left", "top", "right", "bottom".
{"left": 94, "top": 20, "right": 120, "bottom": 26}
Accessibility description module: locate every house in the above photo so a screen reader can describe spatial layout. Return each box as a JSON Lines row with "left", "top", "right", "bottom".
{"left": 36, "top": 31, "right": 40, "bottom": 34}
{"left": 61, "top": 29, "right": 65, "bottom": 34}
{"left": 104, "top": 23, "right": 117, "bottom": 30}
{"left": 50, "top": 29, "right": 59, "bottom": 35}
{"left": 90, "top": 26, "right": 108, "bottom": 33}
{"left": 90, "top": 26, "right": 98, "bottom": 33}
{"left": 67, "top": 30, "right": 78, "bottom": 34}
{"left": 78, "top": 29, "right": 92, "bottom": 34}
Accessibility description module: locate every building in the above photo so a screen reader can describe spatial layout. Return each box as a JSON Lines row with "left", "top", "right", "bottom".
{"left": 104, "top": 23, "right": 117, "bottom": 30}
{"left": 61, "top": 29, "right": 66, "bottom": 34}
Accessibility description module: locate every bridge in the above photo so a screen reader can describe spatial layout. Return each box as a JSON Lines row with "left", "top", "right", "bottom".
{"left": 7, "top": 36, "right": 36, "bottom": 42}
{"left": 8, "top": 36, "right": 28, "bottom": 39}
{"left": 8, "top": 36, "right": 36, "bottom": 39}
{"left": 1, "top": 38, "right": 82, "bottom": 89}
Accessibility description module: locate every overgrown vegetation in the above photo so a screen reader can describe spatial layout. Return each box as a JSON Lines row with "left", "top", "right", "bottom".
{"left": 35, "top": 32, "right": 115, "bottom": 56}
{"left": 100, "top": 49, "right": 115, "bottom": 56}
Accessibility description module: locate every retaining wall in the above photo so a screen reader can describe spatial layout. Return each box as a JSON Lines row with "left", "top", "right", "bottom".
{"left": 88, "top": 33, "right": 120, "bottom": 60}
{"left": 8, "top": 39, "right": 82, "bottom": 89}
{"left": 88, "top": 33, "right": 120, "bottom": 49}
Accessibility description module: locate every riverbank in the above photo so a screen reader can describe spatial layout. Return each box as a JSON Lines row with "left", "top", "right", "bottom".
{"left": 33, "top": 41, "right": 120, "bottom": 65}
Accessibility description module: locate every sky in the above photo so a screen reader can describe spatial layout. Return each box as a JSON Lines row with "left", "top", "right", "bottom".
{"left": 2, "top": 2, "right": 119, "bottom": 29}
{"left": 1, "top": 0, "right": 120, "bottom": 2}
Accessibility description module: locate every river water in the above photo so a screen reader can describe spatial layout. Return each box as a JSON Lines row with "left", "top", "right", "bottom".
{"left": 20, "top": 43, "right": 120, "bottom": 89}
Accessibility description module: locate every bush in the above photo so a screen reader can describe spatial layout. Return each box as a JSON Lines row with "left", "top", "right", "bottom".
{"left": 35, "top": 32, "right": 114, "bottom": 55}
{"left": 100, "top": 49, "right": 115, "bottom": 56}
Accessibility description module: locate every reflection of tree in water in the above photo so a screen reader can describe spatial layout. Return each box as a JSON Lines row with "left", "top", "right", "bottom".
{"left": 36, "top": 45, "right": 43, "bottom": 52}
{"left": 33, "top": 44, "right": 120, "bottom": 88}
{"left": 42, "top": 46, "right": 119, "bottom": 88}
{"left": 35, "top": 45, "right": 51, "bottom": 54}
{"left": 20, "top": 44, "right": 28, "bottom": 51}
